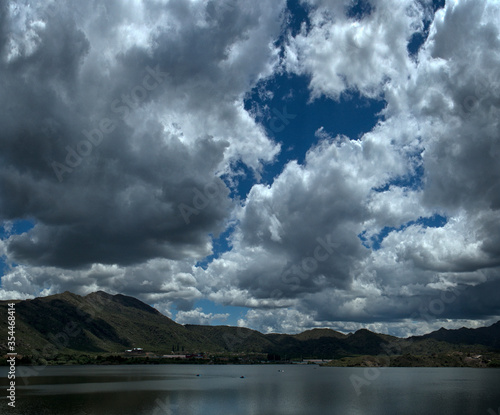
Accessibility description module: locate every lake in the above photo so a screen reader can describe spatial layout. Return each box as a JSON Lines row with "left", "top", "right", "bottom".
{"left": 1, "top": 365, "right": 499, "bottom": 414}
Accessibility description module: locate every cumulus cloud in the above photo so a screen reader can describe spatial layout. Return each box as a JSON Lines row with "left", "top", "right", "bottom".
{"left": 2, "top": 0, "right": 500, "bottom": 337}
{"left": 0, "top": 0, "right": 285, "bottom": 270}
{"left": 198, "top": 0, "right": 500, "bottom": 335}
{"left": 199, "top": 135, "right": 395, "bottom": 310}
{"left": 176, "top": 307, "right": 229, "bottom": 325}
{"left": 0, "top": 258, "right": 203, "bottom": 312}
{"left": 238, "top": 308, "right": 315, "bottom": 334}
{"left": 284, "top": 0, "right": 424, "bottom": 99}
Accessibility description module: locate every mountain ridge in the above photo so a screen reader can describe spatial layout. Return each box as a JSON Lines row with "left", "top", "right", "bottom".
{"left": 1, "top": 291, "right": 499, "bottom": 363}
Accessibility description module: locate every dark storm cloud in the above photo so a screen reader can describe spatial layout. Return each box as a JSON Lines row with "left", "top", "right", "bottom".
{"left": 4, "top": 135, "right": 231, "bottom": 268}
{"left": 347, "top": 277, "right": 500, "bottom": 324}
{"left": 0, "top": 0, "right": 282, "bottom": 268}
{"left": 2, "top": 0, "right": 500, "bottom": 337}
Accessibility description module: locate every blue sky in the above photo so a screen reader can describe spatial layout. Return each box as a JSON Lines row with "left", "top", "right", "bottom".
{"left": 184, "top": 68, "right": 388, "bottom": 325}
{"left": 0, "top": 220, "right": 34, "bottom": 278}
{"left": 1, "top": 0, "right": 500, "bottom": 337}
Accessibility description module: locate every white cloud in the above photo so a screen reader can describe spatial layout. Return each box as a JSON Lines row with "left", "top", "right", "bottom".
{"left": 284, "top": 0, "right": 424, "bottom": 99}
{"left": 175, "top": 307, "right": 229, "bottom": 325}
{"left": 2, "top": 0, "right": 500, "bottom": 337}
{"left": 0, "top": 258, "right": 203, "bottom": 315}
{"left": 238, "top": 308, "right": 315, "bottom": 334}
{"left": 197, "top": 0, "right": 500, "bottom": 336}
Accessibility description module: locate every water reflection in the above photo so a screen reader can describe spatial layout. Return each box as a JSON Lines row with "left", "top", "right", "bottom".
{"left": 0, "top": 365, "right": 498, "bottom": 415}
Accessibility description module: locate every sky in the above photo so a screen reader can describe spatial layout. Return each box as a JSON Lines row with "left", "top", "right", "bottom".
{"left": 1, "top": 0, "right": 500, "bottom": 337}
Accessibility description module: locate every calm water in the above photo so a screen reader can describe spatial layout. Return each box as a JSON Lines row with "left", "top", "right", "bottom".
{"left": 1, "top": 365, "right": 499, "bottom": 415}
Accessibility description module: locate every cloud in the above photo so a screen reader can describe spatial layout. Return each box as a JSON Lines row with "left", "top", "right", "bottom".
{"left": 2, "top": 0, "right": 500, "bottom": 337}
{"left": 202, "top": 137, "right": 381, "bottom": 303}
{"left": 0, "top": 0, "right": 285, "bottom": 269}
{"left": 175, "top": 307, "right": 229, "bottom": 326}
{"left": 198, "top": 0, "right": 500, "bottom": 335}
{"left": 284, "top": 0, "right": 424, "bottom": 99}
{"left": 0, "top": 256, "right": 206, "bottom": 313}
{"left": 237, "top": 308, "right": 315, "bottom": 334}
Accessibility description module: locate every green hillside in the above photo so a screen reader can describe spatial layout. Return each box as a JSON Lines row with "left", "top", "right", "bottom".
{"left": 0, "top": 291, "right": 218, "bottom": 356}
{"left": 1, "top": 291, "right": 499, "bottom": 366}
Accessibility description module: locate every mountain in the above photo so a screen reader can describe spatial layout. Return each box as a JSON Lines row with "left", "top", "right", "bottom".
{"left": 343, "top": 329, "right": 400, "bottom": 355}
{"left": 0, "top": 291, "right": 399, "bottom": 359}
{"left": 0, "top": 291, "right": 219, "bottom": 355}
{"left": 184, "top": 325, "right": 276, "bottom": 353}
{"left": 410, "top": 321, "right": 500, "bottom": 349}
{"left": 183, "top": 325, "right": 394, "bottom": 359}
{"left": 1, "top": 291, "right": 499, "bottom": 363}
{"left": 292, "top": 328, "right": 347, "bottom": 341}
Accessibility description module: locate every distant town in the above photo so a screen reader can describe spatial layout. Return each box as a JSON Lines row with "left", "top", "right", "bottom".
{"left": 120, "top": 347, "right": 331, "bottom": 365}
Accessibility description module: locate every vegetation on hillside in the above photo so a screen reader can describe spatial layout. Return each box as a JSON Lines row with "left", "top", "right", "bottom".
{"left": 1, "top": 291, "right": 499, "bottom": 367}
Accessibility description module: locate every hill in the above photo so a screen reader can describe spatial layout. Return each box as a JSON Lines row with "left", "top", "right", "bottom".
{"left": 0, "top": 291, "right": 218, "bottom": 356}
{"left": 1, "top": 291, "right": 499, "bottom": 365}
{"left": 410, "top": 321, "right": 500, "bottom": 349}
